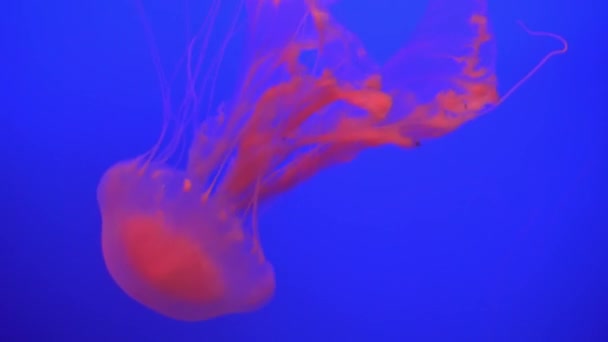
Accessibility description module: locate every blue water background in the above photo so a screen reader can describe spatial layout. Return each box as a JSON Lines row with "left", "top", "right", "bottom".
{"left": 3, "top": 0, "right": 606, "bottom": 340}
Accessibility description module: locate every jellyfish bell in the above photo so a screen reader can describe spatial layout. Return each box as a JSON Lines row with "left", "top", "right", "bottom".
{"left": 98, "top": 158, "right": 276, "bottom": 321}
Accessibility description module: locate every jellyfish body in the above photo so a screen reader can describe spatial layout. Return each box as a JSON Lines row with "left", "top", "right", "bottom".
{"left": 98, "top": 0, "right": 566, "bottom": 321}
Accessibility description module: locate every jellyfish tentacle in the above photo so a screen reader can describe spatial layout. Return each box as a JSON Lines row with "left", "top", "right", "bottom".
{"left": 496, "top": 21, "right": 568, "bottom": 106}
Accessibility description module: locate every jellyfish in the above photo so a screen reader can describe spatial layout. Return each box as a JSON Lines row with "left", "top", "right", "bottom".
{"left": 97, "top": 0, "right": 567, "bottom": 321}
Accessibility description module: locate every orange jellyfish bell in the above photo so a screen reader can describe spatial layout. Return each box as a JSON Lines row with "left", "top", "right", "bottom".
{"left": 98, "top": 160, "right": 275, "bottom": 321}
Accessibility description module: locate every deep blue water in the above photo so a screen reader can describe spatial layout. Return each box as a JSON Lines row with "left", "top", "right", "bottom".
{"left": 3, "top": 0, "right": 607, "bottom": 341}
